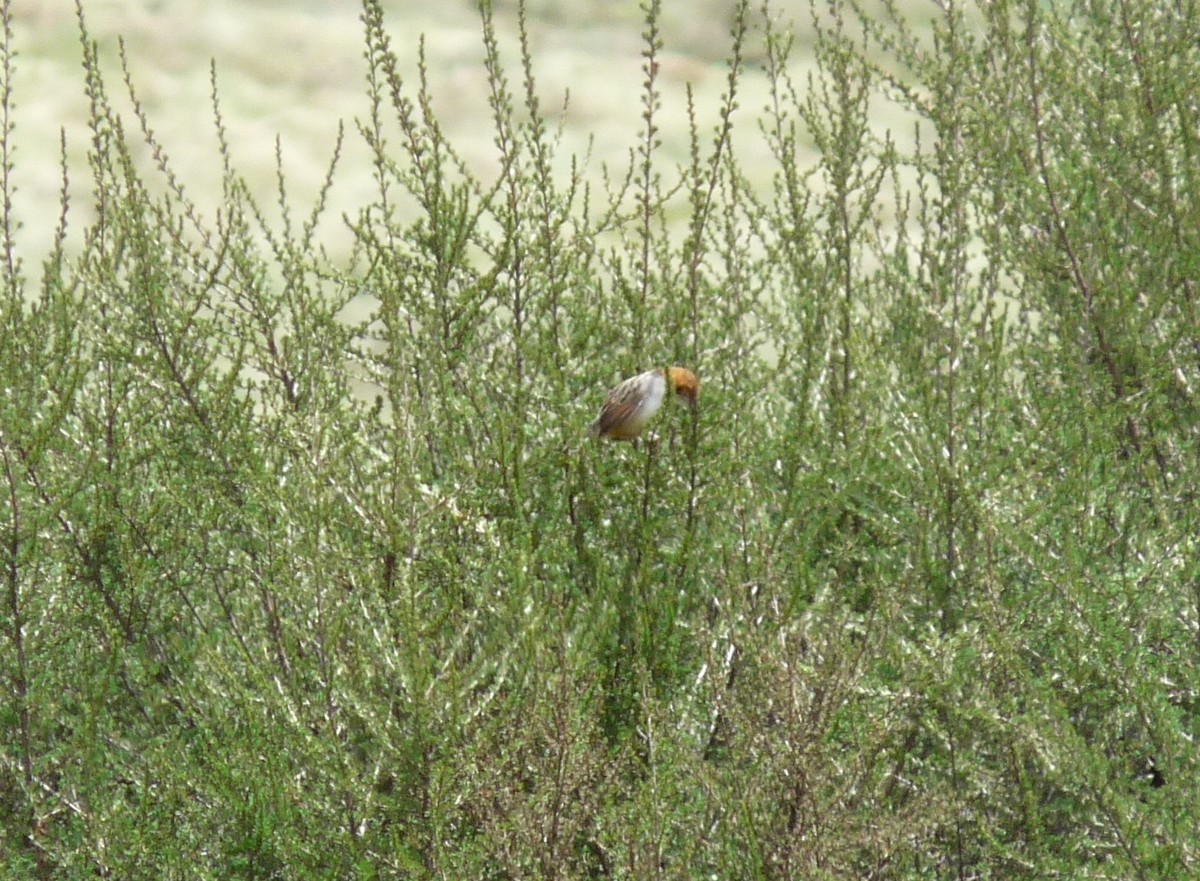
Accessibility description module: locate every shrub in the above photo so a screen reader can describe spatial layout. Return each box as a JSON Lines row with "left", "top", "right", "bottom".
{"left": 1, "top": 0, "right": 1197, "bottom": 877}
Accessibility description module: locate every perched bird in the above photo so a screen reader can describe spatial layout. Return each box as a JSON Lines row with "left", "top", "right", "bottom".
{"left": 588, "top": 366, "right": 699, "bottom": 440}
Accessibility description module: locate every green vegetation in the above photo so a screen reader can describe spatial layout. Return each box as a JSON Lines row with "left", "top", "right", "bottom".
{"left": 2, "top": 0, "right": 1198, "bottom": 876}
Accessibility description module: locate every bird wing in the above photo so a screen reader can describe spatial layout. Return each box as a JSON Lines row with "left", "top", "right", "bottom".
{"left": 591, "top": 372, "right": 651, "bottom": 437}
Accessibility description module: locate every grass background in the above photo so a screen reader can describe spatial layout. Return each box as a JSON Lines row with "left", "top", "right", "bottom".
{"left": 9, "top": 0, "right": 836, "bottom": 263}
{"left": 3, "top": 0, "right": 1199, "bottom": 878}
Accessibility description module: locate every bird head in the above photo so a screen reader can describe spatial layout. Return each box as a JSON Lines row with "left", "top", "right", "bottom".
{"left": 667, "top": 366, "right": 699, "bottom": 409}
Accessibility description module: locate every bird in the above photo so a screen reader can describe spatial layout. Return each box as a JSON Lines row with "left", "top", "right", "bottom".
{"left": 588, "top": 366, "right": 699, "bottom": 440}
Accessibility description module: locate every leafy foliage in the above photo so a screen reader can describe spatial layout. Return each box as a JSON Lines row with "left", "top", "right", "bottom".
{"left": 1, "top": 0, "right": 1198, "bottom": 877}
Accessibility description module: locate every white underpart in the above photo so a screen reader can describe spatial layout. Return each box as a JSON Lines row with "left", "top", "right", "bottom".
{"left": 627, "top": 370, "right": 666, "bottom": 431}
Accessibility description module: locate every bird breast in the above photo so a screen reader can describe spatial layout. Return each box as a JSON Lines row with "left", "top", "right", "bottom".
{"left": 627, "top": 370, "right": 667, "bottom": 426}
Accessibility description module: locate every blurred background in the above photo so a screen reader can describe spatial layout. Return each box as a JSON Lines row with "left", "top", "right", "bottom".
{"left": 9, "top": 0, "right": 843, "bottom": 262}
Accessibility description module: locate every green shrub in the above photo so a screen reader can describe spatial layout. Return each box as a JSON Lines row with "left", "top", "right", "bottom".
{"left": 1, "top": 0, "right": 1197, "bottom": 877}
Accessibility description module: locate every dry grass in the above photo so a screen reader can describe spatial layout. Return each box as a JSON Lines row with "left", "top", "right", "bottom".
{"left": 6, "top": 0, "right": 899, "bottom": 264}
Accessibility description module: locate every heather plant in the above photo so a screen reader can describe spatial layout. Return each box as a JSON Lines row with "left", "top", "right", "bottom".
{"left": 1, "top": 0, "right": 1198, "bottom": 878}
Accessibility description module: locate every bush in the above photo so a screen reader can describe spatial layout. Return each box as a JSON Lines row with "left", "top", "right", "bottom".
{"left": 1, "top": 0, "right": 1197, "bottom": 877}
